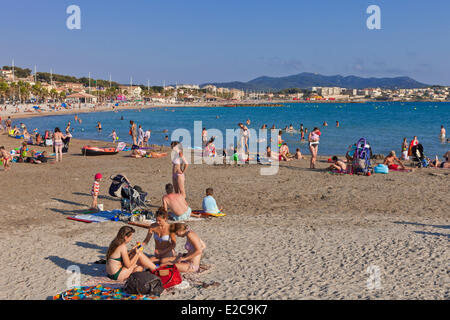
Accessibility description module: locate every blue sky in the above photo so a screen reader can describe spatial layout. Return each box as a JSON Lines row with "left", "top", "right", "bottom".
{"left": 1, "top": 0, "right": 449, "bottom": 85}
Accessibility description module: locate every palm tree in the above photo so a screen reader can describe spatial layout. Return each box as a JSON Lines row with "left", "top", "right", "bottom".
{"left": 0, "top": 81, "right": 9, "bottom": 102}
{"left": 59, "top": 91, "right": 67, "bottom": 102}
{"left": 18, "top": 81, "right": 31, "bottom": 103}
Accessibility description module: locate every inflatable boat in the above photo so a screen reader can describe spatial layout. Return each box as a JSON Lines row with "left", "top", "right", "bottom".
{"left": 82, "top": 146, "right": 119, "bottom": 156}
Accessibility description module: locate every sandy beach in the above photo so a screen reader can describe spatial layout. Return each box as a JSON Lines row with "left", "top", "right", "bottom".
{"left": 0, "top": 132, "right": 448, "bottom": 300}
{"left": 0, "top": 100, "right": 294, "bottom": 121}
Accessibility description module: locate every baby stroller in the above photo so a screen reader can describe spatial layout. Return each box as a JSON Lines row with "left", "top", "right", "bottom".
{"left": 410, "top": 144, "right": 428, "bottom": 168}
{"left": 351, "top": 138, "right": 373, "bottom": 174}
{"left": 53, "top": 136, "right": 71, "bottom": 153}
{"left": 109, "top": 174, "right": 149, "bottom": 213}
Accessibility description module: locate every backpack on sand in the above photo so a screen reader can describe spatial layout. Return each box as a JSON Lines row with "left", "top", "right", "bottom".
{"left": 124, "top": 271, "right": 164, "bottom": 296}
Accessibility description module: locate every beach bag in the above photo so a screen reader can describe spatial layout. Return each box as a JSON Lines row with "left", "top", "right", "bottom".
{"left": 109, "top": 174, "right": 128, "bottom": 198}
{"left": 152, "top": 265, "right": 182, "bottom": 289}
{"left": 124, "top": 271, "right": 164, "bottom": 296}
{"left": 374, "top": 164, "right": 389, "bottom": 174}
{"left": 420, "top": 158, "right": 429, "bottom": 168}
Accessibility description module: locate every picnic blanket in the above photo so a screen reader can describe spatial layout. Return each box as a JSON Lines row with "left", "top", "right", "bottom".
{"left": 67, "top": 210, "right": 127, "bottom": 223}
{"left": 327, "top": 169, "right": 352, "bottom": 175}
{"left": 53, "top": 285, "right": 158, "bottom": 300}
{"left": 389, "top": 167, "right": 412, "bottom": 172}
{"left": 55, "top": 263, "right": 217, "bottom": 300}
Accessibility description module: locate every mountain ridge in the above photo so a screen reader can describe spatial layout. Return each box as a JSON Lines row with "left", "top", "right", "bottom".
{"left": 202, "top": 72, "right": 430, "bottom": 91}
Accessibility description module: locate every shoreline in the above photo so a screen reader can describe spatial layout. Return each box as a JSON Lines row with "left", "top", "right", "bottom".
{"left": 2, "top": 99, "right": 448, "bottom": 121}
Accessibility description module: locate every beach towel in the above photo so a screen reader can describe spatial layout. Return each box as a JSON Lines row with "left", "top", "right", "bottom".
{"left": 128, "top": 216, "right": 209, "bottom": 230}
{"left": 53, "top": 285, "right": 158, "bottom": 300}
{"left": 388, "top": 167, "right": 412, "bottom": 172}
{"left": 192, "top": 210, "right": 226, "bottom": 217}
{"left": 67, "top": 210, "right": 126, "bottom": 223}
{"left": 116, "top": 142, "right": 127, "bottom": 151}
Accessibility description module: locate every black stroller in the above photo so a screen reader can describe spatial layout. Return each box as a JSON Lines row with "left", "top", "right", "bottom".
{"left": 52, "top": 136, "right": 70, "bottom": 153}
{"left": 410, "top": 144, "right": 429, "bottom": 168}
{"left": 109, "top": 174, "right": 149, "bottom": 213}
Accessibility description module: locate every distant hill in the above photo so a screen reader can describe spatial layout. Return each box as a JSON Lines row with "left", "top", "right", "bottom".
{"left": 203, "top": 72, "right": 430, "bottom": 91}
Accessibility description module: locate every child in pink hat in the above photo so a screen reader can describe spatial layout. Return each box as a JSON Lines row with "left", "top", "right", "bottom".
{"left": 91, "top": 173, "right": 102, "bottom": 210}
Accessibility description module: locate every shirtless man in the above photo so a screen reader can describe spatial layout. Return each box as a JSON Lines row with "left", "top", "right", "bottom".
{"left": 328, "top": 156, "right": 347, "bottom": 172}
{"left": 383, "top": 151, "right": 406, "bottom": 170}
{"left": 162, "top": 183, "right": 200, "bottom": 221}
{"left": 440, "top": 125, "right": 446, "bottom": 140}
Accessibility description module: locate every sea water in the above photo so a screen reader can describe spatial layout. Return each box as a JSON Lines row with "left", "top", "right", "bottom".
{"left": 19, "top": 101, "right": 450, "bottom": 157}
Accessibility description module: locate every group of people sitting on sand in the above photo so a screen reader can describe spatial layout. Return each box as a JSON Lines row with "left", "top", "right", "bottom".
{"left": 105, "top": 186, "right": 219, "bottom": 281}
{"left": 104, "top": 140, "right": 223, "bottom": 281}
{"left": 328, "top": 142, "right": 450, "bottom": 173}
{"left": 106, "top": 209, "right": 207, "bottom": 281}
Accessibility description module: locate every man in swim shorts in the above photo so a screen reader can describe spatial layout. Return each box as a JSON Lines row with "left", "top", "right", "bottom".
{"left": 162, "top": 183, "right": 199, "bottom": 221}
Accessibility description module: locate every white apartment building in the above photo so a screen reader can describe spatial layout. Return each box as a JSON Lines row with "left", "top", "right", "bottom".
{"left": 318, "top": 87, "right": 343, "bottom": 97}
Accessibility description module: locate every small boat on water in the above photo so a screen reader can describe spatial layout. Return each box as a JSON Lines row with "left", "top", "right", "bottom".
{"left": 82, "top": 145, "right": 119, "bottom": 156}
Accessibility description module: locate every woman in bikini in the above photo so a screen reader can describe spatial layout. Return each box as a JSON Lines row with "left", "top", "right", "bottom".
{"left": 308, "top": 127, "right": 321, "bottom": 169}
{"left": 161, "top": 223, "right": 206, "bottom": 273}
{"left": 53, "top": 127, "right": 66, "bottom": 162}
{"left": 238, "top": 123, "right": 249, "bottom": 153}
{"left": 0, "top": 146, "right": 12, "bottom": 171}
{"left": 171, "top": 141, "right": 189, "bottom": 199}
{"left": 106, "top": 226, "right": 157, "bottom": 281}
{"left": 401, "top": 138, "right": 409, "bottom": 160}
{"left": 142, "top": 207, "right": 176, "bottom": 264}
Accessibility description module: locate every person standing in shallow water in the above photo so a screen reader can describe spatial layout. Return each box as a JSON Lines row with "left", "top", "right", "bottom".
{"left": 129, "top": 120, "right": 137, "bottom": 145}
